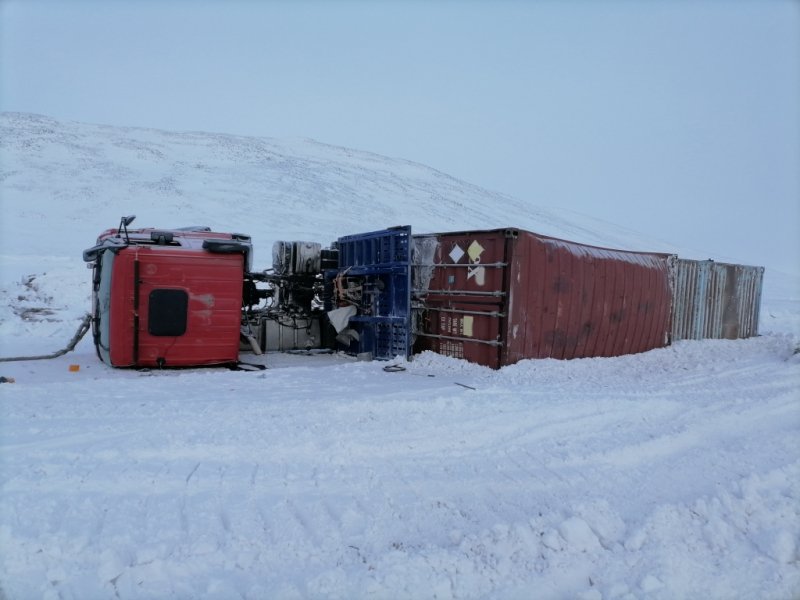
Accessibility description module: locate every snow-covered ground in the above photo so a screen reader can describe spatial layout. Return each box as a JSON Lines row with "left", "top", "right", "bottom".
{"left": 1, "top": 113, "right": 799, "bottom": 599}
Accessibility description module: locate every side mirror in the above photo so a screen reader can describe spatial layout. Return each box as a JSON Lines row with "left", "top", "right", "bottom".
{"left": 118, "top": 214, "right": 136, "bottom": 243}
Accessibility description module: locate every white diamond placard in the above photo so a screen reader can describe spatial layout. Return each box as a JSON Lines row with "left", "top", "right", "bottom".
{"left": 448, "top": 244, "right": 465, "bottom": 263}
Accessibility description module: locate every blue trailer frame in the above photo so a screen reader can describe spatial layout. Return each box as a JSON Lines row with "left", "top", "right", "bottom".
{"left": 326, "top": 226, "right": 412, "bottom": 360}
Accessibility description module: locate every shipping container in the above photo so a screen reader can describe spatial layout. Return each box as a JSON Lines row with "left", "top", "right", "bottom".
{"left": 412, "top": 228, "right": 674, "bottom": 368}
{"left": 670, "top": 258, "right": 764, "bottom": 341}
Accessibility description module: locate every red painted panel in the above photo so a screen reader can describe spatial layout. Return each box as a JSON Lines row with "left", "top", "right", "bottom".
{"left": 539, "top": 239, "right": 559, "bottom": 359}
{"left": 422, "top": 231, "right": 508, "bottom": 298}
{"left": 572, "top": 248, "right": 595, "bottom": 359}
{"left": 107, "top": 245, "right": 244, "bottom": 368}
{"left": 108, "top": 250, "right": 136, "bottom": 367}
{"left": 514, "top": 233, "right": 672, "bottom": 363}
{"left": 413, "top": 230, "right": 509, "bottom": 368}
{"left": 415, "top": 304, "right": 503, "bottom": 367}
{"left": 609, "top": 257, "right": 630, "bottom": 358}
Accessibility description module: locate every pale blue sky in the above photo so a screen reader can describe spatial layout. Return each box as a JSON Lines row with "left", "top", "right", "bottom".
{"left": 1, "top": 0, "right": 798, "bottom": 273}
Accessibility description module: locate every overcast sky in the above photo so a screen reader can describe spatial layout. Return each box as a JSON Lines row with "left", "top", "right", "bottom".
{"left": 1, "top": 0, "right": 798, "bottom": 274}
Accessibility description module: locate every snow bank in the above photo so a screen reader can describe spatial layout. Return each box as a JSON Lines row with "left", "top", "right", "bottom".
{"left": 1, "top": 332, "right": 798, "bottom": 599}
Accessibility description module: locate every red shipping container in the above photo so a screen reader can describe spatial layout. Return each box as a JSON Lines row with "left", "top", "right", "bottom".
{"left": 85, "top": 228, "right": 250, "bottom": 368}
{"left": 412, "top": 228, "right": 673, "bottom": 368}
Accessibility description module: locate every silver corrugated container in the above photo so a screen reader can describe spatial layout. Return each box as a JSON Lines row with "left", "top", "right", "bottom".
{"left": 670, "top": 258, "right": 764, "bottom": 341}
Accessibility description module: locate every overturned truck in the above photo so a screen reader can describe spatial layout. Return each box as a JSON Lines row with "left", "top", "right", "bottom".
{"left": 83, "top": 217, "right": 764, "bottom": 369}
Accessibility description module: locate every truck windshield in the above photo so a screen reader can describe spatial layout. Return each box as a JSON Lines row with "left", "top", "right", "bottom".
{"left": 94, "top": 249, "right": 115, "bottom": 364}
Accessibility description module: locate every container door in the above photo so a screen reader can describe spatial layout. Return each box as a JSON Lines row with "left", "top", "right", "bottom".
{"left": 412, "top": 231, "right": 511, "bottom": 368}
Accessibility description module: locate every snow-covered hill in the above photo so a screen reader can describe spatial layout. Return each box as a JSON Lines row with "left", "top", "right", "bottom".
{"left": 0, "top": 111, "right": 692, "bottom": 260}
{"left": 0, "top": 113, "right": 798, "bottom": 599}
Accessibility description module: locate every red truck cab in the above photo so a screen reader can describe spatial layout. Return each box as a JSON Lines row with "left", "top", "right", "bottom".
{"left": 84, "top": 223, "right": 251, "bottom": 368}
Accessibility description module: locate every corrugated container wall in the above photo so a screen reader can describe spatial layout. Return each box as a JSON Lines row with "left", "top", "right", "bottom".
{"left": 670, "top": 259, "right": 764, "bottom": 341}
{"left": 412, "top": 228, "right": 674, "bottom": 369}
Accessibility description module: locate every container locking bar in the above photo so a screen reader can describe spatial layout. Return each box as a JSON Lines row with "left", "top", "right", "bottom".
{"left": 421, "top": 306, "right": 505, "bottom": 318}
{"left": 413, "top": 289, "right": 507, "bottom": 297}
{"left": 414, "top": 332, "right": 503, "bottom": 347}
{"left": 413, "top": 262, "right": 508, "bottom": 268}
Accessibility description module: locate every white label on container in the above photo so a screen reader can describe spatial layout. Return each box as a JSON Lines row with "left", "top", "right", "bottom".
{"left": 449, "top": 244, "right": 465, "bottom": 263}
{"left": 463, "top": 315, "right": 474, "bottom": 337}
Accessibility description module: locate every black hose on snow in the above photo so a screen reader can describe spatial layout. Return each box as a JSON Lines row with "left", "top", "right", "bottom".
{"left": 0, "top": 313, "right": 92, "bottom": 362}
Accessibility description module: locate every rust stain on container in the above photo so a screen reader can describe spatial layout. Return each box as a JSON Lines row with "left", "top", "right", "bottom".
{"left": 412, "top": 228, "right": 673, "bottom": 369}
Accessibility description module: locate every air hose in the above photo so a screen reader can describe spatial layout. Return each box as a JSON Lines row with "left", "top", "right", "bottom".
{"left": 0, "top": 313, "right": 92, "bottom": 362}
